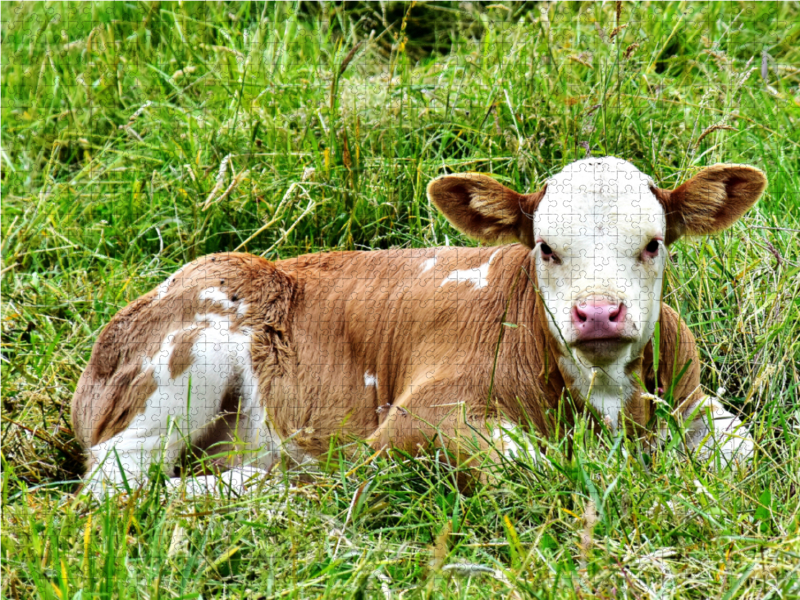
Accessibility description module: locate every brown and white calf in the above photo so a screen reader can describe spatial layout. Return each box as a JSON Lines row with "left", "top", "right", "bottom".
{"left": 71, "top": 157, "right": 766, "bottom": 496}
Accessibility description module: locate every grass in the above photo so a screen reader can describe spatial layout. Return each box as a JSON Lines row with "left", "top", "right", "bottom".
{"left": 2, "top": 1, "right": 799, "bottom": 597}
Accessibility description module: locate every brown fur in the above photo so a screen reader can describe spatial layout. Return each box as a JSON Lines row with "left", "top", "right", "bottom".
{"left": 263, "top": 246, "right": 702, "bottom": 460}
{"left": 168, "top": 326, "right": 205, "bottom": 379}
{"left": 652, "top": 164, "right": 766, "bottom": 245}
{"left": 92, "top": 366, "right": 158, "bottom": 446}
{"left": 427, "top": 174, "right": 546, "bottom": 247}
{"left": 70, "top": 247, "right": 717, "bottom": 464}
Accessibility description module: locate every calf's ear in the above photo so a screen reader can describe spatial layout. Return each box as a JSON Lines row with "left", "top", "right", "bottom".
{"left": 427, "top": 173, "right": 545, "bottom": 247}
{"left": 652, "top": 164, "right": 766, "bottom": 245}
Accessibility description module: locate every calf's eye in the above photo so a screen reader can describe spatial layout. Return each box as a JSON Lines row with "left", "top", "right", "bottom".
{"left": 641, "top": 238, "right": 661, "bottom": 261}
{"left": 537, "top": 241, "right": 561, "bottom": 264}
{"left": 536, "top": 239, "right": 561, "bottom": 263}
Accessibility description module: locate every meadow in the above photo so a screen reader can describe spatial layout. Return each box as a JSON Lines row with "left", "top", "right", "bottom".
{"left": 2, "top": 1, "right": 799, "bottom": 597}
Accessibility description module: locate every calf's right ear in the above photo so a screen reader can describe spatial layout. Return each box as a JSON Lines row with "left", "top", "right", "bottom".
{"left": 426, "top": 173, "right": 545, "bottom": 247}
{"left": 652, "top": 164, "right": 767, "bottom": 245}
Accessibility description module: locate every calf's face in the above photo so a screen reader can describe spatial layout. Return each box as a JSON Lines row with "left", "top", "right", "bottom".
{"left": 532, "top": 158, "right": 666, "bottom": 366}
{"left": 428, "top": 157, "right": 766, "bottom": 418}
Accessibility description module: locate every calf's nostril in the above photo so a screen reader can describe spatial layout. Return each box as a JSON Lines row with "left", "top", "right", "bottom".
{"left": 573, "top": 305, "right": 588, "bottom": 323}
{"left": 608, "top": 304, "right": 621, "bottom": 322}
{"left": 608, "top": 303, "right": 627, "bottom": 323}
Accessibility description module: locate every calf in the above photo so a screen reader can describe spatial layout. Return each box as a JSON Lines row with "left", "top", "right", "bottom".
{"left": 71, "top": 157, "right": 766, "bottom": 496}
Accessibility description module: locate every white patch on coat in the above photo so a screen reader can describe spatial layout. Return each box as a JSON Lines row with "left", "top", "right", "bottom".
{"left": 84, "top": 314, "right": 282, "bottom": 499}
{"left": 364, "top": 372, "right": 378, "bottom": 387}
{"left": 420, "top": 257, "right": 437, "bottom": 273}
{"left": 197, "top": 287, "right": 247, "bottom": 317}
{"left": 440, "top": 249, "right": 501, "bottom": 289}
{"left": 166, "top": 466, "right": 273, "bottom": 497}
{"left": 199, "top": 287, "right": 236, "bottom": 311}
{"left": 194, "top": 312, "right": 234, "bottom": 332}
{"left": 492, "top": 422, "right": 539, "bottom": 463}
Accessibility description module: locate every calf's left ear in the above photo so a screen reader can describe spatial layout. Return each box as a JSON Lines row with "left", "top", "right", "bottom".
{"left": 652, "top": 164, "right": 767, "bottom": 245}
{"left": 427, "top": 173, "right": 545, "bottom": 247}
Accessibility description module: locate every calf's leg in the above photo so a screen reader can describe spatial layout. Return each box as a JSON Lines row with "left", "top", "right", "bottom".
{"left": 366, "top": 377, "right": 539, "bottom": 488}
{"left": 679, "top": 396, "right": 755, "bottom": 462}
{"left": 82, "top": 318, "right": 279, "bottom": 498}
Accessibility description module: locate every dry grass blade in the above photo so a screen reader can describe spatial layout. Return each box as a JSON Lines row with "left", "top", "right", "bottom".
{"left": 429, "top": 521, "right": 451, "bottom": 572}
{"left": 339, "top": 40, "right": 365, "bottom": 77}
{"left": 694, "top": 123, "right": 737, "bottom": 147}
{"left": 578, "top": 500, "right": 598, "bottom": 565}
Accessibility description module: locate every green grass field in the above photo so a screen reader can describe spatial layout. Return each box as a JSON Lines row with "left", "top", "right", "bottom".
{"left": 2, "top": 2, "right": 799, "bottom": 597}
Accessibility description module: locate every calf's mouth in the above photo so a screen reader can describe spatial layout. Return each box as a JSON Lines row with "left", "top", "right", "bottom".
{"left": 571, "top": 336, "right": 639, "bottom": 364}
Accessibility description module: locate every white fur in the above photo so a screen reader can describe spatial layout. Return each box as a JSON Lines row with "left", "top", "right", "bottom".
{"left": 166, "top": 466, "right": 273, "bottom": 497}
{"left": 364, "top": 372, "right": 378, "bottom": 387}
{"left": 533, "top": 157, "right": 664, "bottom": 428}
{"left": 85, "top": 315, "right": 281, "bottom": 499}
{"left": 420, "top": 257, "right": 437, "bottom": 273}
{"left": 441, "top": 249, "right": 501, "bottom": 289}
{"left": 492, "top": 421, "right": 539, "bottom": 463}
{"left": 198, "top": 286, "right": 236, "bottom": 311}
{"left": 680, "top": 396, "right": 755, "bottom": 462}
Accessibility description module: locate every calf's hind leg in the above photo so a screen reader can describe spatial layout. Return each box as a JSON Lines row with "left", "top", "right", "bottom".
{"left": 83, "top": 319, "right": 277, "bottom": 498}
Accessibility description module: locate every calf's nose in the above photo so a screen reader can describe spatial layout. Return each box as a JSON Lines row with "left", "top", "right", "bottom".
{"left": 571, "top": 299, "right": 628, "bottom": 341}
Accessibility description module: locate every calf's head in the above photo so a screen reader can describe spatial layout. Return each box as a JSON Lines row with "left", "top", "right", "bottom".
{"left": 428, "top": 157, "right": 766, "bottom": 417}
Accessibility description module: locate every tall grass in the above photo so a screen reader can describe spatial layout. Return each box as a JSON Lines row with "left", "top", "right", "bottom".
{"left": 2, "top": 2, "right": 799, "bottom": 597}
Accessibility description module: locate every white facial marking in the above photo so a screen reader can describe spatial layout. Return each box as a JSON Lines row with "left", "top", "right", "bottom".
{"left": 533, "top": 157, "right": 666, "bottom": 427}
{"left": 364, "top": 372, "right": 378, "bottom": 387}
{"left": 440, "top": 249, "right": 501, "bottom": 289}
